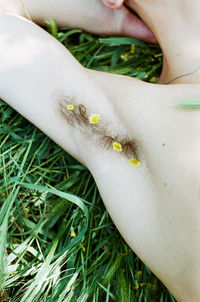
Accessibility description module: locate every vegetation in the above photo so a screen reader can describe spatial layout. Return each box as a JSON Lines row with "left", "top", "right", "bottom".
{"left": 0, "top": 22, "right": 176, "bottom": 301}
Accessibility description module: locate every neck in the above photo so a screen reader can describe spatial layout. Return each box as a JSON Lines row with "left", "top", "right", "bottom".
{"left": 126, "top": 0, "right": 200, "bottom": 84}
{"left": 157, "top": 25, "right": 200, "bottom": 84}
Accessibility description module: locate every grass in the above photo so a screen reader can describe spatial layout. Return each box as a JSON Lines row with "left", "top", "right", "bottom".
{"left": 0, "top": 21, "right": 177, "bottom": 301}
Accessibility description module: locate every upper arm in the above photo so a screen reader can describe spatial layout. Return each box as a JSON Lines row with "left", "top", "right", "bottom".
{"left": 0, "top": 12, "right": 114, "bottom": 165}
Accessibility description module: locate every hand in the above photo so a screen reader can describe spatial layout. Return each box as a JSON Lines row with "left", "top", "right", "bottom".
{"left": 0, "top": 0, "right": 156, "bottom": 43}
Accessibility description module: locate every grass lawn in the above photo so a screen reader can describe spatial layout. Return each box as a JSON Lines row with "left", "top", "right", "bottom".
{"left": 0, "top": 21, "right": 177, "bottom": 301}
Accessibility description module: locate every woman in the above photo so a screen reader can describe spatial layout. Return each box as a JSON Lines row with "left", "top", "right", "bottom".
{"left": 0, "top": 1, "right": 200, "bottom": 301}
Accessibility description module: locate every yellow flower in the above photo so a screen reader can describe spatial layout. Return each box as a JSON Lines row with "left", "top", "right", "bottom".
{"left": 113, "top": 141, "right": 123, "bottom": 152}
{"left": 134, "top": 283, "right": 140, "bottom": 290}
{"left": 82, "top": 247, "right": 86, "bottom": 252}
{"left": 70, "top": 231, "right": 76, "bottom": 237}
{"left": 135, "top": 270, "right": 142, "bottom": 277}
{"left": 66, "top": 104, "right": 75, "bottom": 111}
{"left": 135, "top": 271, "right": 143, "bottom": 280}
{"left": 89, "top": 113, "right": 101, "bottom": 124}
{"left": 131, "top": 44, "right": 135, "bottom": 54}
{"left": 150, "top": 76, "right": 158, "bottom": 83}
{"left": 129, "top": 158, "right": 142, "bottom": 167}
{"left": 120, "top": 53, "right": 128, "bottom": 61}
{"left": 140, "top": 283, "right": 147, "bottom": 287}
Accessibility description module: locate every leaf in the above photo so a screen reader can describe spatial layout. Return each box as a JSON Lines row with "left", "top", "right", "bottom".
{"left": 178, "top": 102, "right": 200, "bottom": 109}
{"left": 99, "top": 37, "right": 146, "bottom": 47}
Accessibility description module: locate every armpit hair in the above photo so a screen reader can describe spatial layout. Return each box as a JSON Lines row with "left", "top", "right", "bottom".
{"left": 58, "top": 97, "right": 139, "bottom": 159}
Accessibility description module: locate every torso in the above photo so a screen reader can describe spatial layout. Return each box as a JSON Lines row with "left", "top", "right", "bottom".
{"left": 85, "top": 71, "right": 200, "bottom": 301}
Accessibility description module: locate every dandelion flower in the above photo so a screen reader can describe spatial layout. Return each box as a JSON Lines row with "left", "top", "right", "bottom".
{"left": 113, "top": 141, "right": 123, "bottom": 152}
{"left": 66, "top": 104, "right": 75, "bottom": 111}
{"left": 129, "top": 158, "right": 142, "bottom": 167}
{"left": 89, "top": 113, "right": 101, "bottom": 124}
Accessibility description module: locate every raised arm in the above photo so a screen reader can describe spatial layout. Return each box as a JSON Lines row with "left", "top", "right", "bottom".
{"left": 0, "top": 11, "right": 147, "bottom": 166}
{"left": 1, "top": 9, "right": 200, "bottom": 302}
{"left": 0, "top": 11, "right": 108, "bottom": 164}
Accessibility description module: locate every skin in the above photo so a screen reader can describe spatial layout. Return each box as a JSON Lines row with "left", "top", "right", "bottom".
{"left": 0, "top": 1, "right": 200, "bottom": 301}
{"left": 124, "top": 0, "right": 200, "bottom": 83}
{"left": 0, "top": 0, "right": 156, "bottom": 42}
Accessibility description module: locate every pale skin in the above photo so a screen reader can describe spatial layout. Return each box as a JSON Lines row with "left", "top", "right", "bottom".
{"left": 0, "top": 1, "right": 200, "bottom": 301}
{"left": 0, "top": 0, "right": 156, "bottom": 42}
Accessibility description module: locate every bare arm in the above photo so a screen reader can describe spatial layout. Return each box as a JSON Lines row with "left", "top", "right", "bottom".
{"left": 0, "top": 0, "right": 156, "bottom": 42}
{"left": 0, "top": 11, "right": 142, "bottom": 165}
{"left": 1, "top": 11, "right": 200, "bottom": 302}
{"left": 0, "top": 12, "right": 108, "bottom": 164}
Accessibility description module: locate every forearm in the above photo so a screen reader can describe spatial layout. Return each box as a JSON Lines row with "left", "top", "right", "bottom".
{"left": 0, "top": 0, "right": 116, "bottom": 31}
{"left": 1, "top": 0, "right": 87, "bottom": 25}
{"left": 0, "top": 0, "right": 157, "bottom": 43}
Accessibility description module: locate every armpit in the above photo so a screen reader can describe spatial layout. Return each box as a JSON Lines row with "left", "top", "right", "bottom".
{"left": 58, "top": 96, "right": 141, "bottom": 166}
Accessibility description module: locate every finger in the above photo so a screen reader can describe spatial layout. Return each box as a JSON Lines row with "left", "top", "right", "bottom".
{"left": 102, "top": 0, "right": 124, "bottom": 9}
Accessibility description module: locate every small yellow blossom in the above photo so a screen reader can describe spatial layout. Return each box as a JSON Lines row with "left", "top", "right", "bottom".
{"left": 66, "top": 104, "right": 75, "bottom": 111}
{"left": 131, "top": 44, "right": 135, "bottom": 54}
{"left": 149, "top": 76, "right": 158, "bottom": 83}
{"left": 129, "top": 158, "right": 142, "bottom": 167}
{"left": 10, "top": 217, "right": 15, "bottom": 223}
{"left": 140, "top": 283, "right": 147, "bottom": 287}
{"left": 82, "top": 247, "right": 86, "bottom": 252}
{"left": 134, "top": 283, "right": 140, "bottom": 290}
{"left": 113, "top": 141, "right": 123, "bottom": 152}
{"left": 70, "top": 231, "right": 76, "bottom": 237}
{"left": 154, "top": 54, "right": 159, "bottom": 58}
{"left": 135, "top": 270, "right": 142, "bottom": 277}
{"left": 120, "top": 53, "right": 129, "bottom": 61}
{"left": 89, "top": 113, "right": 101, "bottom": 124}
